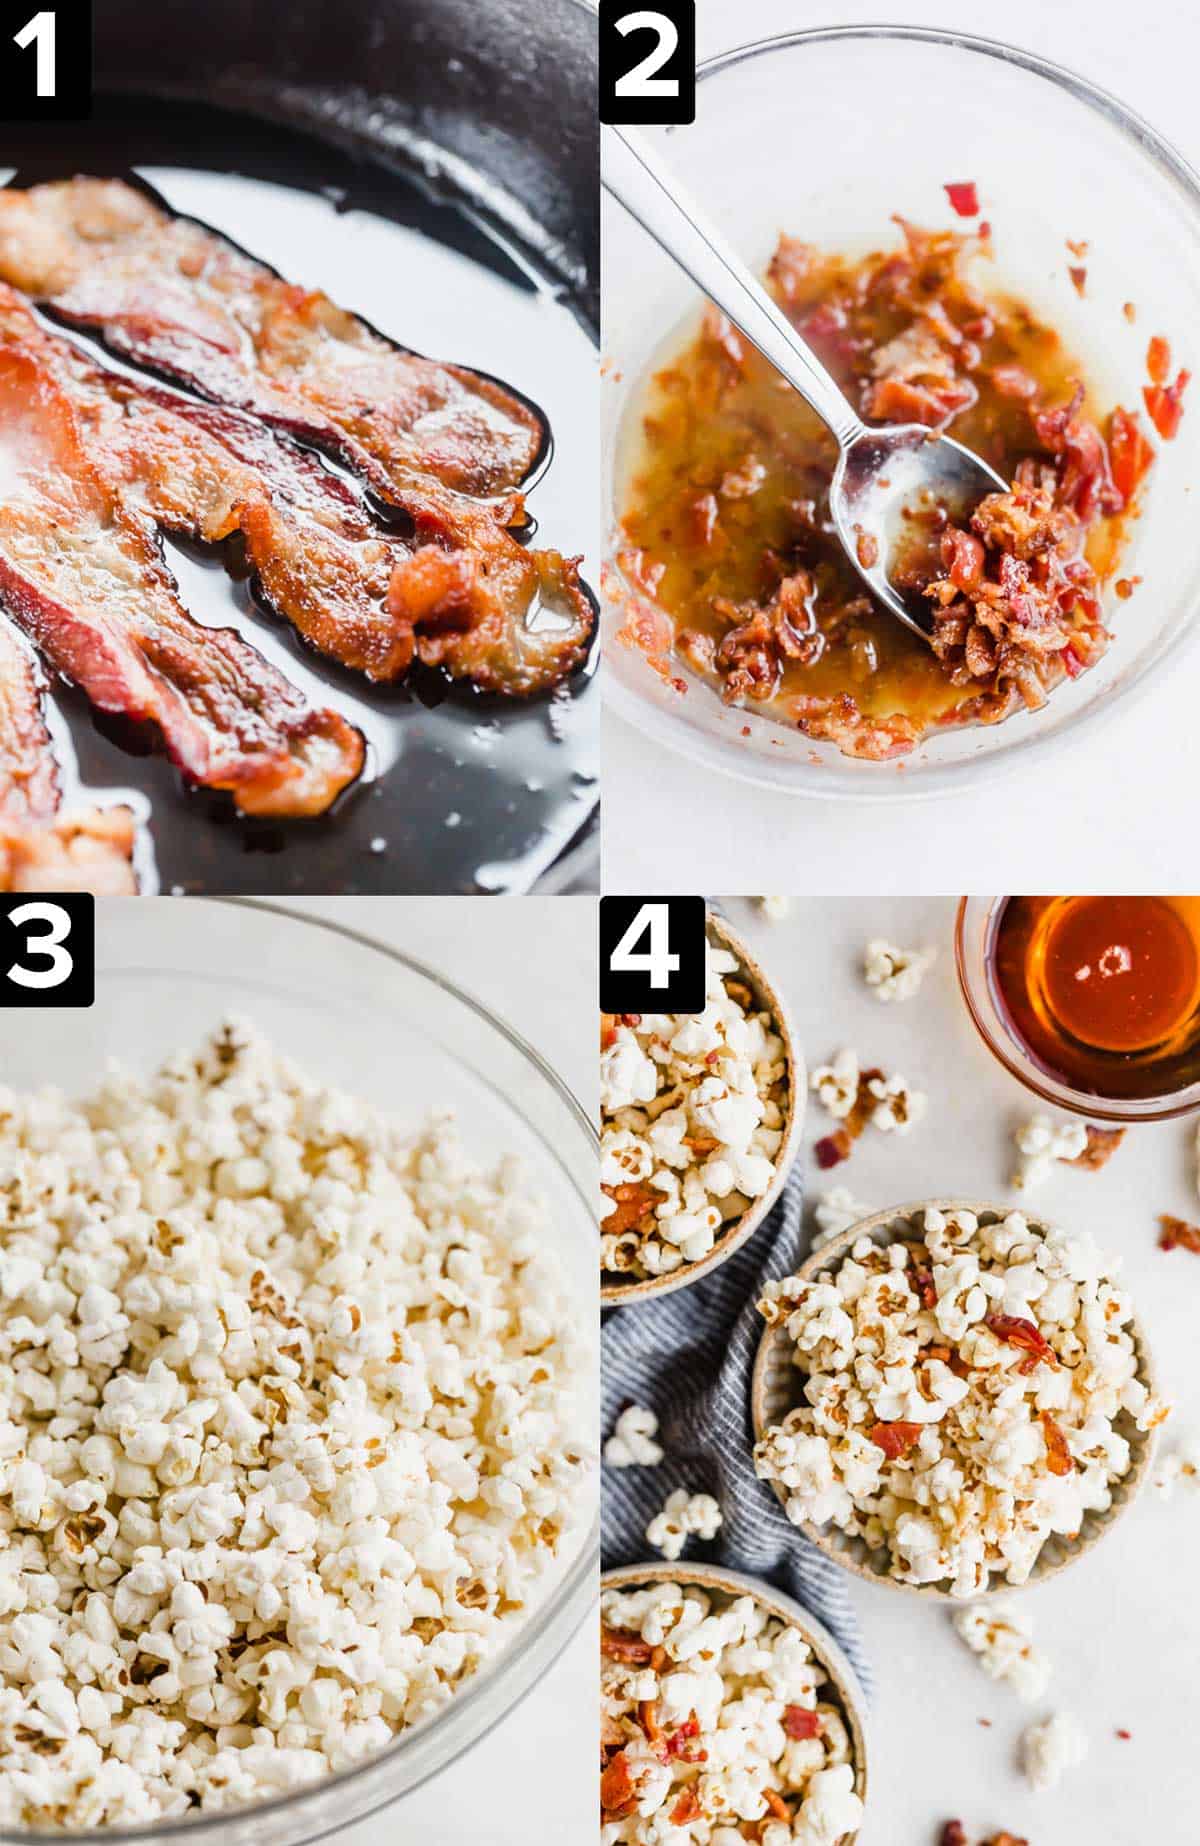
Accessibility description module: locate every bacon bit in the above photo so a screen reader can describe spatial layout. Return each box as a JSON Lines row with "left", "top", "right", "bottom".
{"left": 1068, "top": 265, "right": 1087, "bottom": 298}
{"left": 940, "top": 1826, "right": 969, "bottom": 1846}
{"left": 991, "top": 363, "right": 1040, "bottom": 401}
{"left": 601, "top": 1181, "right": 664, "bottom": 1238}
{"left": 664, "top": 1714, "right": 706, "bottom": 1762}
{"left": 1116, "top": 1728, "right": 1133, "bottom": 1740}
{"left": 1067, "top": 238, "right": 1089, "bottom": 258}
{"left": 1066, "top": 1124, "right": 1126, "bottom": 1171}
{"left": 1144, "top": 358, "right": 1191, "bottom": 439}
{"left": 762, "top": 1788, "right": 792, "bottom": 1822}
{"left": 977, "top": 220, "right": 992, "bottom": 241}
{"left": 1041, "top": 1410, "right": 1075, "bottom": 1476}
{"left": 984, "top": 1835, "right": 1030, "bottom": 1846}
{"left": 782, "top": 1706, "right": 824, "bottom": 1740}
{"left": 600, "top": 1011, "right": 641, "bottom": 1051}
{"left": 1159, "top": 1214, "right": 1200, "bottom": 1254}
{"left": 870, "top": 1420, "right": 922, "bottom": 1460}
{"left": 944, "top": 181, "right": 980, "bottom": 217}
{"left": 599, "top": 1749, "right": 635, "bottom": 1816}
{"left": 1060, "top": 644, "right": 1084, "bottom": 679}
{"left": 978, "top": 1718, "right": 993, "bottom": 1728}
{"left": 670, "top": 1788, "right": 703, "bottom": 1825}
{"left": 683, "top": 1134, "right": 720, "bottom": 1155}
{"left": 638, "top": 1699, "right": 663, "bottom": 1746}
{"left": 1108, "top": 405, "right": 1155, "bottom": 503}
{"left": 815, "top": 1130, "right": 851, "bottom": 1169}
{"left": 987, "top": 1314, "right": 1059, "bottom": 1373}
{"left": 1124, "top": 301, "right": 1137, "bottom": 322}
{"left": 1147, "top": 335, "right": 1171, "bottom": 386}
{"left": 1114, "top": 576, "right": 1141, "bottom": 600}
{"left": 856, "top": 531, "right": 880, "bottom": 570}
{"left": 909, "top": 1262, "right": 938, "bottom": 1312}
{"left": 601, "top": 1626, "right": 654, "bottom": 1665}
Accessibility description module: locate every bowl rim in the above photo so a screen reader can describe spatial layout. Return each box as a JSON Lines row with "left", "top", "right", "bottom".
{"left": 0, "top": 895, "right": 601, "bottom": 1846}
{"left": 599, "top": 1559, "right": 869, "bottom": 1828}
{"left": 601, "top": 909, "right": 806, "bottom": 1306}
{"left": 749, "top": 1197, "right": 1159, "bottom": 1601}
{"left": 602, "top": 22, "right": 1200, "bottom": 802}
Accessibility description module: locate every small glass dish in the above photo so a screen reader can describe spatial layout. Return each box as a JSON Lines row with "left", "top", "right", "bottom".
{"left": 0, "top": 898, "right": 598, "bottom": 1846}
{"left": 602, "top": 26, "right": 1200, "bottom": 798}
{"left": 956, "top": 895, "right": 1200, "bottom": 1122}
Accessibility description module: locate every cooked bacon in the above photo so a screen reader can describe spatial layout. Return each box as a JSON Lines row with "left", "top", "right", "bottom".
{"left": 599, "top": 1748, "right": 636, "bottom": 1817}
{"left": 669, "top": 1788, "right": 702, "bottom": 1825}
{"left": 1108, "top": 406, "right": 1155, "bottom": 504}
{"left": 600, "top": 1626, "right": 655, "bottom": 1665}
{"left": 1066, "top": 1124, "right": 1126, "bottom": 1171}
{"left": 1041, "top": 1410, "right": 1075, "bottom": 1476}
{"left": 782, "top": 1706, "right": 823, "bottom": 1740}
{"left": 1033, "top": 385, "right": 1122, "bottom": 519}
{"left": 712, "top": 572, "right": 821, "bottom": 703}
{"left": 0, "top": 346, "right": 362, "bottom": 817}
{"left": 0, "top": 287, "right": 591, "bottom": 696}
{"left": 0, "top": 177, "right": 544, "bottom": 499}
{"left": 986, "top": 1314, "right": 1059, "bottom": 1373}
{"left": 1159, "top": 1214, "right": 1200, "bottom": 1255}
{"left": 601, "top": 1181, "right": 664, "bottom": 1237}
{"left": 870, "top": 1420, "right": 922, "bottom": 1459}
{"left": 944, "top": 182, "right": 980, "bottom": 218}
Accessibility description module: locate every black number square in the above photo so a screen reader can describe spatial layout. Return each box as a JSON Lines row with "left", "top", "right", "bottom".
{"left": 600, "top": 895, "right": 706, "bottom": 1014}
{"left": 0, "top": 894, "right": 94, "bottom": 1006}
{"left": 599, "top": 0, "right": 696, "bottom": 127}
{"left": 0, "top": 0, "right": 92, "bottom": 121}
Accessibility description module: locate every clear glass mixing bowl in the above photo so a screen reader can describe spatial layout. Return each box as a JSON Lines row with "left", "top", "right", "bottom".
{"left": 602, "top": 26, "right": 1200, "bottom": 797}
{"left": 0, "top": 898, "right": 599, "bottom": 1846}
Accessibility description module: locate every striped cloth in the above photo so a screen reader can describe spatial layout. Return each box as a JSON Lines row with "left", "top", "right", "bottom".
{"left": 601, "top": 1160, "right": 871, "bottom": 1693}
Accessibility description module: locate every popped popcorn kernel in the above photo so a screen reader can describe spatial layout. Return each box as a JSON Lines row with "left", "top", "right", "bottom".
{"left": 645, "top": 1490, "right": 723, "bottom": 1562}
{"left": 862, "top": 938, "right": 936, "bottom": 1003}
{"left": 1021, "top": 1711, "right": 1088, "bottom": 1791}
{"left": 605, "top": 1405, "right": 664, "bottom": 1470}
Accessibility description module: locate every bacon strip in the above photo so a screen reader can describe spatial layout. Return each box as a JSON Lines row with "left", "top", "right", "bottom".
{"left": 0, "top": 286, "right": 591, "bottom": 696}
{"left": 0, "top": 177, "right": 544, "bottom": 499}
{"left": 0, "top": 622, "right": 136, "bottom": 892}
{"left": 0, "top": 346, "right": 363, "bottom": 817}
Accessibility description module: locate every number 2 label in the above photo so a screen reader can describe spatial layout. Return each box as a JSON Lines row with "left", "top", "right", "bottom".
{"left": 599, "top": 0, "right": 696, "bottom": 126}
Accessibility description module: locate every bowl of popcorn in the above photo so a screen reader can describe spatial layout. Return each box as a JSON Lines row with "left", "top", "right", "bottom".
{"left": 601, "top": 915, "right": 803, "bottom": 1304}
{"left": 600, "top": 1563, "right": 867, "bottom": 1843}
{"left": 0, "top": 900, "right": 598, "bottom": 1839}
{"left": 750, "top": 1201, "right": 1165, "bottom": 1600}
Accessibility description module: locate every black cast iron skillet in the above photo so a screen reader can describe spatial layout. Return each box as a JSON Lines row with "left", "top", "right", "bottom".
{"left": 2, "top": 0, "right": 598, "bottom": 895}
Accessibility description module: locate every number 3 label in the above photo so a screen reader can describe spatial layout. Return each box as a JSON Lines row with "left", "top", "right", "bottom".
{"left": 600, "top": 895, "right": 706, "bottom": 1013}
{"left": 599, "top": 0, "right": 696, "bottom": 126}
{"left": 0, "top": 895, "right": 94, "bottom": 1006}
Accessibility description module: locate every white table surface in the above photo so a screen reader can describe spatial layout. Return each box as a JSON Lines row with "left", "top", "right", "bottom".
{"left": 268, "top": 899, "right": 596, "bottom": 1845}
{"left": 722, "top": 895, "right": 1199, "bottom": 1846}
{"left": 603, "top": 0, "right": 1200, "bottom": 895}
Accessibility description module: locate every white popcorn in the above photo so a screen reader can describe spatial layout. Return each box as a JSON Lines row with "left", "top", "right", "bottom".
{"left": 758, "top": 897, "right": 792, "bottom": 923}
{"left": 600, "top": 943, "right": 788, "bottom": 1283}
{"left": 601, "top": 1582, "right": 864, "bottom": 1843}
{"left": 753, "top": 1208, "right": 1159, "bottom": 1596}
{"left": 812, "top": 1188, "right": 871, "bottom": 1247}
{"left": 1022, "top": 1711, "right": 1089, "bottom": 1791}
{"left": 645, "top": 1489, "right": 724, "bottom": 1562}
{"left": 1012, "top": 1114, "right": 1089, "bottom": 1193}
{"left": 953, "top": 1602, "right": 1051, "bottom": 1701}
{"left": 0, "top": 1022, "right": 589, "bottom": 1825}
{"left": 1151, "top": 1436, "right": 1200, "bottom": 1499}
{"left": 866, "top": 1072, "right": 926, "bottom": 1134}
{"left": 605, "top": 1406, "right": 664, "bottom": 1470}
{"left": 810, "top": 1049, "right": 859, "bottom": 1120}
{"left": 862, "top": 939, "right": 936, "bottom": 1003}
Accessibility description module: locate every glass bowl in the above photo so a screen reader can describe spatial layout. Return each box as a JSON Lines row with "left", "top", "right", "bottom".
{"left": 602, "top": 26, "right": 1200, "bottom": 798}
{"left": 956, "top": 895, "right": 1200, "bottom": 1122}
{"left": 0, "top": 898, "right": 598, "bottom": 1846}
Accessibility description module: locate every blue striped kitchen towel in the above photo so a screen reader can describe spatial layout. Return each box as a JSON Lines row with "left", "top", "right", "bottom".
{"left": 600, "top": 1159, "right": 870, "bottom": 1693}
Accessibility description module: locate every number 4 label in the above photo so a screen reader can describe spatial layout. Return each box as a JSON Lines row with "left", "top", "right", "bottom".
{"left": 0, "top": 894, "right": 94, "bottom": 1006}
{"left": 599, "top": 0, "right": 696, "bottom": 126}
{"left": 600, "top": 895, "right": 706, "bottom": 1013}
{"left": 0, "top": 0, "right": 90, "bottom": 120}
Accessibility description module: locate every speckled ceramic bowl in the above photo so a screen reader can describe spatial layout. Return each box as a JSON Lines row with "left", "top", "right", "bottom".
{"left": 751, "top": 1200, "right": 1159, "bottom": 1600}
{"left": 601, "top": 1560, "right": 868, "bottom": 1836}
{"left": 601, "top": 912, "right": 805, "bottom": 1307}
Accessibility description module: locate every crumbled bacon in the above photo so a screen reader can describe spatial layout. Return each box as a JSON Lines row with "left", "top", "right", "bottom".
{"left": 940, "top": 1825, "right": 969, "bottom": 1846}
{"left": 987, "top": 1315, "right": 1059, "bottom": 1372}
{"left": 1108, "top": 406, "right": 1155, "bottom": 503}
{"left": 601, "top": 1626, "right": 654, "bottom": 1665}
{"left": 762, "top": 1788, "right": 792, "bottom": 1822}
{"left": 601, "top": 1182, "right": 664, "bottom": 1239}
{"left": 1066, "top": 1124, "right": 1126, "bottom": 1171}
{"left": 1144, "top": 370, "right": 1190, "bottom": 440}
{"left": 1033, "top": 385, "right": 1122, "bottom": 519}
{"left": 783, "top": 1706, "right": 824, "bottom": 1740}
{"left": 815, "top": 1130, "right": 851, "bottom": 1170}
{"left": 711, "top": 572, "right": 821, "bottom": 703}
{"left": 870, "top": 1420, "right": 922, "bottom": 1459}
{"left": 1041, "top": 1411, "right": 1075, "bottom": 1476}
{"left": 670, "top": 1788, "right": 703, "bottom": 1825}
{"left": 1068, "top": 265, "right": 1087, "bottom": 297}
{"left": 1147, "top": 335, "right": 1171, "bottom": 386}
{"left": 1159, "top": 1214, "right": 1200, "bottom": 1255}
{"left": 944, "top": 182, "right": 980, "bottom": 218}
{"left": 599, "top": 1749, "right": 636, "bottom": 1817}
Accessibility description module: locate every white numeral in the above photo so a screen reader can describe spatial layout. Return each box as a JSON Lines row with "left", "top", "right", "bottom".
{"left": 613, "top": 9, "right": 679, "bottom": 99}
{"left": 14, "top": 10, "right": 55, "bottom": 97}
{"left": 610, "top": 902, "right": 680, "bottom": 989}
{"left": 6, "top": 900, "right": 73, "bottom": 989}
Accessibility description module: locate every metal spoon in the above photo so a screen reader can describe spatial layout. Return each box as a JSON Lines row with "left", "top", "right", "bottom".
{"left": 602, "top": 123, "right": 1008, "bottom": 643}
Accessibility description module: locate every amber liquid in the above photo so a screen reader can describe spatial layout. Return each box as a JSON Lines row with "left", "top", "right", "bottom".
{"left": 990, "top": 896, "right": 1200, "bottom": 1099}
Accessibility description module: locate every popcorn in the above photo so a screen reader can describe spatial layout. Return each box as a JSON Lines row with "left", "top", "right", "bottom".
{"left": 605, "top": 1406, "right": 664, "bottom": 1470}
{"left": 1151, "top": 1436, "right": 1200, "bottom": 1499}
{"left": 601, "top": 1583, "right": 864, "bottom": 1843}
{"left": 0, "top": 1022, "right": 589, "bottom": 1824}
{"left": 645, "top": 1490, "right": 723, "bottom": 1562}
{"left": 759, "top": 897, "right": 792, "bottom": 923}
{"left": 862, "top": 939, "right": 936, "bottom": 1003}
{"left": 865, "top": 1072, "right": 926, "bottom": 1134}
{"left": 1011, "top": 1114, "right": 1089, "bottom": 1193}
{"left": 812, "top": 1187, "right": 871, "bottom": 1248}
{"left": 753, "top": 1208, "right": 1160, "bottom": 1596}
{"left": 1021, "top": 1711, "right": 1088, "bottom": 1791}
{"left": 600, "top": 944, "right": 788, "bottom": 1282}
{"left": 953, "top": 1602, "right": 1051, "bottom": 1701}
{"left": 810, "top": 1050, "right": 859, "bottom": 1120}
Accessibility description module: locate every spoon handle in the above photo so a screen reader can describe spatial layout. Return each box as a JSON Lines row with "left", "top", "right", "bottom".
{"left": 602, "top": 123, "right": 867, "bottom": 451}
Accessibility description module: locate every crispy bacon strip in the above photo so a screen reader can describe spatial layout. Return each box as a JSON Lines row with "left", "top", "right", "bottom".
{"left": 870, "top": 1420, "right": 922, "bottom": 1460}
{"left": 0, "top": 347, "right": 362, "bottom": 817}
{"left": 0, "top": 622, "right": 136, "bottom": 892}
{"left": 0, "top": 287, "right": 591, "bottom": 695}
{"left": 986, "top": 1314, "right": 1059, "bottom": 1373}
{"left": 0, "top": 177, "right": 544, "bottom": 499}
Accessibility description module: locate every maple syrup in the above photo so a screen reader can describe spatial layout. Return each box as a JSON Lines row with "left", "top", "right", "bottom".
{"left": 989, "top": 896, "right": 1200, "bottom": 1099}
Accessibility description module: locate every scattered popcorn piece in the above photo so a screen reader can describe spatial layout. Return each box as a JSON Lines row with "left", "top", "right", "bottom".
{"left": 604, "top": 1405, "right": 664, "bottom": 1470}
{"left": 1011, "top": 1114, "right": 1089, "bottom": 1192}
{"left": 759, "top": 896, "right": 792, "bottom": 922}
{"left": 810, "top": 1048, "right": 860, "bottom": 1120}
{"left": 867, "top": 1072, "right": 926, "bottom": 1134}
{"left": 601, "top": 1580, "right": 864, "bottom": 1842}
{"left": 813, "top": 1187, "right": 872, "bottom": 1247}
{"left": 953, "top": 1602, "right": 1051, "bottom": 1701}
{"left": 0, "top": 1021, "right": 589, "bottom": 1824}
{"left": 1021, "top": 1712, "right": 1088, "bottom": 1792}
{"left": 1151, "top": 1436, "right": 1200, "bottom": 1499}
{"left": 645, "top": 1489, "right": 723, "bottom": 1562}
{"left": 863, "top": 938, "right": 936, "bottom": 1002}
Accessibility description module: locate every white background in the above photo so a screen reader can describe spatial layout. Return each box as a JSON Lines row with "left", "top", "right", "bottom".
{"left": 603, "top": 0, "right": 1200, "bottom": 894}
{"left": 723, "top": 895, "right": 1199, "bottom": 1846}
{"left": 274, "top": 900, "right": 595, "bottom": 1845}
